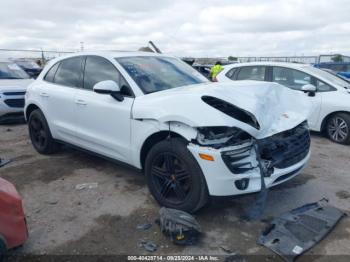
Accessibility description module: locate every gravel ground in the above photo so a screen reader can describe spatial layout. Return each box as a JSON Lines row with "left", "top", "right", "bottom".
{"left": 0, "top": 123, "right": 349, "bottom": 261}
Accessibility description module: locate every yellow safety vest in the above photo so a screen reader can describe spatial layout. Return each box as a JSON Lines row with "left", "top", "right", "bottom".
{"left": 210, "top": 65, "right": 223, "bottom": 80}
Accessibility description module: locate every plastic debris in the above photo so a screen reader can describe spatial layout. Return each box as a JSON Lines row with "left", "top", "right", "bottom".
{"left": 136, "top": 223, "right": 152, "bottom": 230}
{"left": 220, "top": 245, "right": 233, "bottom": 254}
{"left": 158, "top": 207, "right": 201, "bottom": 245}
{"left": 75, "top": 182, "right": 98, "bottom": 190}
{"left": 0, "top": 158, "right": 11, "bottom": 168}
{"left": 138, "top": 240, "right": 157, "bottom": 252}
{"left": 243, "top": 143, "right": 269, "bottom": 221}
{"left": 258, "top": 199, "right": 345, "bottom": 261}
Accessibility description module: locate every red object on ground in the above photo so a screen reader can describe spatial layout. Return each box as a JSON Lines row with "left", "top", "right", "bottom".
{"left": 0, "top": 177, "right": 28, "bottom": 250}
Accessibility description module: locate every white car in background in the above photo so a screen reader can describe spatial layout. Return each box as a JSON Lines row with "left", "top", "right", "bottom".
{"left": 0, "top": 59, "right": 33, "bottom": 123}
{"left": 25, "top": 52, "right": 310, "bottom": 212}
{"left": 217, "top": 62, "right": 350, "bottom": 144}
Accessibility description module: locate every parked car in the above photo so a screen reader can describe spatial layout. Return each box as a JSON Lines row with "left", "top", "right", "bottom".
{"left": 0, "top": 177, "right": 28, "bottom": 260}
{"left": 192, "top": 64, "right": 212, "bottom": 79}
{"left": 320, "top": 68, "right": 350, "bottom": 84}
{"left": 0, "top": 60, "right": 34, "bottom": 123}
{"left": 25, "top": 52, "right": 310, "bottom": 212}
{"left": 217, "top": 62, "right": 350, "bottom": 144}
{"left": 314, "top": 62, "right": 350, "bottom": 79}
{"left": 12, "top": 60, "right": 42, "bottom": 79}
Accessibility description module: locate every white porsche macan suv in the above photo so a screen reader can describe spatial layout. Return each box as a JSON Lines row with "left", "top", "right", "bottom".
{"left": 25, "top": 52, "right": 311, "bottom": 212}
{"left": 217, "top": 62, "right": 350, "bottom": 144}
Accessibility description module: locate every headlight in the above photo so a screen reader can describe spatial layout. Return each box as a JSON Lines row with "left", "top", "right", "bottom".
{"left": 196, "top": 126, "right": 252, "bottom": 148}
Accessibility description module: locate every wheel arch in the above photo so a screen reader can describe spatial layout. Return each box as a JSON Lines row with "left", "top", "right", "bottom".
{"left": 320, "top": 111, "right": 350, "bottom": 133}
{"left": 140, "top": 130, "right": 187, "bottom": 170}
{"left": 25, "top": 103, "right": 41, "bottom": 121}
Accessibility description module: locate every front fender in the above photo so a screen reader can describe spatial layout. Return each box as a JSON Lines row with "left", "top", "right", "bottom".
{"left": 130, "top": 119, "right": 197, "bottom": 168}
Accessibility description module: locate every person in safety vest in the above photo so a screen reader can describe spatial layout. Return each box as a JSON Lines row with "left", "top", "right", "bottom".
{"left": 209, "top": 61, "right": 223, "bottom": 81}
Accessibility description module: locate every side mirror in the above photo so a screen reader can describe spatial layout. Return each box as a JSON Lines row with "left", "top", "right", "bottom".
{"left": 93, "top": 80, "right": 124, "bottom": 101}
{"left": 301, "top": 84, "right": 316, "bottom": 97}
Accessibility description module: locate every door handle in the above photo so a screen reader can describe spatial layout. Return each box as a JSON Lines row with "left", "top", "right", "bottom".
{"left": 40, "top": 92, "right": 49, "bottom": 98}
{"left": 75, "top": 99, "right": 87, "bottom": 105}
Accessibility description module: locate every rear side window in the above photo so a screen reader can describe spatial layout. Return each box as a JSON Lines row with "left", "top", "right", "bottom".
{"left": 54, "top": 57, "right": 84, "bottom": 88}
{"left": 236, "top": 66, "right": 266, "bottom": 81}
{"left": 83, "top": 56, "right": 121, "bottom": 90}
{"left": 44, "top": 62, "right": 60, "bottom": 83}
{"left": 226, "top": 68, "right": 237, "bottom": 79}
{"left": 272, "top": 67, "right": 311, "bottom": 90}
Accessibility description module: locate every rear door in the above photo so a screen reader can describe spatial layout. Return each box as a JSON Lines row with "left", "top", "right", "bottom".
{"left": 73, "top": 55, "right": 135, "bottom": 163}
{"left": 39, "top": 56, "right": 84, "bottom": 143}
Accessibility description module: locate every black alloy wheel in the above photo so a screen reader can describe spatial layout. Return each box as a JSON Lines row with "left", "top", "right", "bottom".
{"left": 29, "top": 115, "right": 47, "bottom": 150}
{"left": 145, "top": 138, "right": 208, "bottom": 213}
{"left": 150, "top": 152, "right": 192, "bottom": 205}
{"left": 28, "top": 109, "right": 60, "bottom": 154}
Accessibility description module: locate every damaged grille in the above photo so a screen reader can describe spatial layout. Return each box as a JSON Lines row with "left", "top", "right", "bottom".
{"left": 221, "top": 145, "right": 255, "bottom": 174}
{"left": 258, "top": 122, "right": 310, "bottom": 169}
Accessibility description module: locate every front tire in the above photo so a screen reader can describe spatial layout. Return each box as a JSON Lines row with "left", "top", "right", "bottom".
{"left": 28, "top": 109, "right": 60, "bottom": 154}
{"left": 326, "top": 113, "right": 350, "bottom": 144}
{"left": 145, "top": 138, "right": 208, "bottom": 213}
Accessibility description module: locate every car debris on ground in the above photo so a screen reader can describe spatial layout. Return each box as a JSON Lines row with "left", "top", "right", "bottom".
{"left": 138, "top": 240, "right": 158, "bottom": 252}
{"left": 75, "top": 182, "right": 98, "bottom": 190}
{"left": 157, "top": 207, "right": 201, "bottom": 245}
{"left": 136, "top": 223, "right": 153, "bottom": 230}
{"left": 0, "top": 158, "right": 11, "bottom": 168}
{"left": 258, "top": 199, "right": 345, "bottom": 261}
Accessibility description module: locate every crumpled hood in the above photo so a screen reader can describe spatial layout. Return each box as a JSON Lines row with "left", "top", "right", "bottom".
{"left": 133, "top": 81, "right": 311, "bottom": 139}
{"left": 0, "top": 79, "right": 33, "bottom": 92}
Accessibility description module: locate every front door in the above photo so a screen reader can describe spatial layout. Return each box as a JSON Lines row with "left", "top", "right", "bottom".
{"left": 271, "top": 66, "right": 322, "bottom": 129}
{"left": 74, "top": 56, "right": 135, "bottom": 163}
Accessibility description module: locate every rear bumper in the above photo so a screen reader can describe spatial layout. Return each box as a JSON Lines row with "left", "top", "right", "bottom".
{"left": 188, "top": 142, "right": 310, "bottom": 196}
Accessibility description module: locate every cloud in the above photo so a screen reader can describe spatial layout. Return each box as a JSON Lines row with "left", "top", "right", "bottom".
{"left": 0, "top": 0, "right": 349, "bottom": 57}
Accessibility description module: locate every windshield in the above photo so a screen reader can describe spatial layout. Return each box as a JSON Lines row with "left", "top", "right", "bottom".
{"left": 16, "top": 61, "right": 41, "bottom": 69}
{"left": 306, "top": 66, "right": 350, "bottom": 88}
{"left": 0, "top": 62, "right": 30, "bottom": 79}
{"left": 116, "top": 56, "right": 208, "bottom": 94}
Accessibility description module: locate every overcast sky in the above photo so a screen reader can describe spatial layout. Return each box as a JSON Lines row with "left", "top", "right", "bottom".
{"left": 0, "top": 0, "right": 349, "bottom": 57}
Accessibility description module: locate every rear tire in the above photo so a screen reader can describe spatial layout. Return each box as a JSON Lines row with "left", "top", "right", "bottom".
{"left": 28, "top": 109, "right": 60, "bottom": 154}
{"left": 145, "top": 138, "right": 208, "bottom": 213}
{"left": 326, "top": 113, "right": 350, "bottom": 144}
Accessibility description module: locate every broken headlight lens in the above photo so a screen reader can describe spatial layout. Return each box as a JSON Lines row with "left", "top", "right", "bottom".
{"left": 196, "top": 126, "right": 252, "bottom": 148}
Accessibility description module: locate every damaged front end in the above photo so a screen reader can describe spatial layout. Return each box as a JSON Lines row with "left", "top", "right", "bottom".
{"left": 194, "top": 126, "right": 257, "bottom": 177}
{"left": 188, "top": 121, "right": 311, "bottom": 196}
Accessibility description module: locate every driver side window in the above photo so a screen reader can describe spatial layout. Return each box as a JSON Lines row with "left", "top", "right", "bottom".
{"left": 83, "top": 56, "right": 133, "bottom": 96}
{"left": 316, "top": 79, "right": 335, "bottom": 92}
{"left": 272, "top": 67, "right": 311, "bottom": 90}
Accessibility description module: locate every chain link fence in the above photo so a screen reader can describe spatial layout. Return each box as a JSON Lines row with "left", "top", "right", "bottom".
{"left": 0, "top": 49, "right": 74, "bottom": 66}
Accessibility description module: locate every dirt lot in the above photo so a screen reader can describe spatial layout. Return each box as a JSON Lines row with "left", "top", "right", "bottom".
{"left": 1, "top": 124, "right": 350, "bottom": 260}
